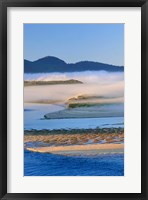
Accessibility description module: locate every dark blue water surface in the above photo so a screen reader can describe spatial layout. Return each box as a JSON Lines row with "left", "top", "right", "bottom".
{"left": 24, "top": 150, "right": 124, "bottom": 176}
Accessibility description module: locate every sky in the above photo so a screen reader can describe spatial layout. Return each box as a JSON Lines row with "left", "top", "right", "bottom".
{"left": 24, "top": 24, "right": 124, "bottom": 66}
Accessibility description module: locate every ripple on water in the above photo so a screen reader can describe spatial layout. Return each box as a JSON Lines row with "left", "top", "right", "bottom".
{"left": 24, "top": 150, "right": 124, "bottom": 176}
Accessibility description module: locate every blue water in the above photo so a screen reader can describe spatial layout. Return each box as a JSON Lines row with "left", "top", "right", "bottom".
{"left": 24, "top": 103, "right": 124, "bottom": 130}
{"left": 24, "top": 150, "right": 124, "bottom": 176}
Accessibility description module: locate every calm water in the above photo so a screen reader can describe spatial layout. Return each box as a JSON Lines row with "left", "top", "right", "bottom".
{"left": 24, "top": 150, "right": 124, "bottom": 176}
{"left": 24, "top": 103, "right": 124, "bottom": 130}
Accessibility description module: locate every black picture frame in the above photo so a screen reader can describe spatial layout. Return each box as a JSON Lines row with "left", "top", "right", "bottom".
{"left": 0, "top": 0, "right": 148, "bottom": 199}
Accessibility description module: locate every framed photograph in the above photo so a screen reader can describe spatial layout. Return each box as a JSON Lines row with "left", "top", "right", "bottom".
{"left": 0, "top": 0, "right": 148, "bottom": 199}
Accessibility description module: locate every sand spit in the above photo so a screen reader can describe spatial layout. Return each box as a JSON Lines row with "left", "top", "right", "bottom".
{"left": 24, "top": 79, "right": 83, "bottom": 86}
{"left": 26, "top": 143, "right": 124, "bottom": 155}
{"left": 44, "top": 105, "right": 124, "bottom": 119}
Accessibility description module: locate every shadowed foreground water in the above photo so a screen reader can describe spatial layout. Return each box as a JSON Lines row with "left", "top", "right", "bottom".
{"left": 24, "top": 150, "right": 124, "bottom": 176}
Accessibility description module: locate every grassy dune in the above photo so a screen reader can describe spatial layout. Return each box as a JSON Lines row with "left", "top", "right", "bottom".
{"left": 66, "top": 94, "right": 123, "bottom": 108}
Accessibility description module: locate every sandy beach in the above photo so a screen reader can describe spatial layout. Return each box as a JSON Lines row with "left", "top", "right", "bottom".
{"left": 25, "top": 128, "right": 124, "bottom": 155}
{"left": 26, "top": 143, "right": 124, "bottom": 155}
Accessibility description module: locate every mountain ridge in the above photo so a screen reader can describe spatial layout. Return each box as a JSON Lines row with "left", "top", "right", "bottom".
{"left": 24, "top": 56, "right": 124, "bottom": 73}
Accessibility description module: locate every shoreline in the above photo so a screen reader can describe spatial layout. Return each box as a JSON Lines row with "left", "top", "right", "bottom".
{"left": 44, "top": 106, "right": 124, "bottom": 119}
{"left": 24, "top": 79, "right": 83, "bottom": 86}
{"left": 24, "top": 128, "right": 124, "bottom": 156}
{"left": 26, "top": 143, "right": 124, "bottom": 155}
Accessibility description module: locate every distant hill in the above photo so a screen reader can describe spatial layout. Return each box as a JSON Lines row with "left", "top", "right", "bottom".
{"left": 24, "top": 56, "right": 124, "bottom": 73}
{"left": 24, "top": 79, "right": 83, "bottom": 86}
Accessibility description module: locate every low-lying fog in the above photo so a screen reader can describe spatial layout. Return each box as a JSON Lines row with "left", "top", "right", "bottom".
{"left": 24, "top": 71, "right": 124, "bottom": 105}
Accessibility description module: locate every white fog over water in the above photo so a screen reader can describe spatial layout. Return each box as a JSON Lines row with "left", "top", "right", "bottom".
{"left": 24, "top": 71, "right": 124, "bottom": 103}
{"left": 24, "top": 71, "right": 124, "bottom": 130}
{"left": 24, "top": 71, "right": 124, "bottom": 84}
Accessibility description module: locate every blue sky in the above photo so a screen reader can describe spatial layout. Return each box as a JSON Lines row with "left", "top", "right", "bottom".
{"left": 24, "top": 24, "right": 124, "bottom": 66}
